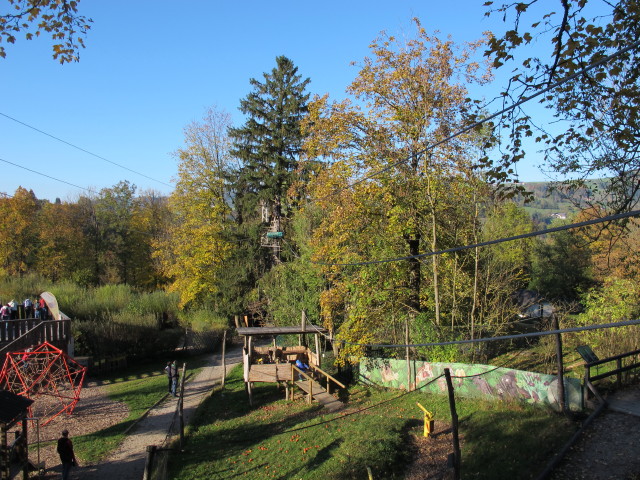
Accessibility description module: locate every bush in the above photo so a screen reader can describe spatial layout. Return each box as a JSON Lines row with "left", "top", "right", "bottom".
{"left": 0, "top": 274, "right": 52, "bottom": 304}
{"left": 179, "top": 308, "right": 228, "bottom": 332}
{"left": 574, "top": 277, "right": 640, "bottom": 357}
{"left": 73, "top": 318, "right": 183, "bottom": 359}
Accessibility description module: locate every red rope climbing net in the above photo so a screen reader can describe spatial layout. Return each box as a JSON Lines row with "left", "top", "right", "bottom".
{"left": 0, "top": 342, "right": 87, "bottom": 426}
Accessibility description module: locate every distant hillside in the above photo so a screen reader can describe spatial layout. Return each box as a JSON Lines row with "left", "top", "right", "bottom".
{"left": 513, "top": 180, "right": 607, "bottom": 225}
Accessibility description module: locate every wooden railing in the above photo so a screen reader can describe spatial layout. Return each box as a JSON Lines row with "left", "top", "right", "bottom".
{"left": 310, "top": 365, "right": 346, "bottom": 395}
{"left": 291, "top": 364, "right": 346, "bottom": 404}
{"left": 585, "top": 348, "right": 640, "bottom": 386}
{"left": 0, "top": 319, "right": 71, "bottom": 355}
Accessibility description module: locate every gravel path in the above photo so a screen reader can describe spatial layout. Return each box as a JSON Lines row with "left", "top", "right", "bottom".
{"left": 43, "top": 344, "right": 243, "bottom": 480}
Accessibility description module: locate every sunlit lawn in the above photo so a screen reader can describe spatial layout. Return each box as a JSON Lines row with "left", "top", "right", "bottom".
{"left": 168, "top": 365, "right": 576, "bottom": 480}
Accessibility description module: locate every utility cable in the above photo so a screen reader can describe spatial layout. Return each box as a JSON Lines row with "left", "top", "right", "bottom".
{"left": 0, "top": 156, "right": 95, "bottom": 194}
{"left": 283, "top": 373, "right": 446, "bottom": 434}
{"left": 0, "top": 111, "right": 173, "bottom": 188}
{"left": 313, "top": 38, "right": 640, "bottom": 202}
{"left": 312, "top": 209, "right": 640, "bottom": 266}
{"left": 305, "top": 316, "right": 640, "bottom": 350}
{"left": 331, "top": 318, "right": 640, "bottom": 350}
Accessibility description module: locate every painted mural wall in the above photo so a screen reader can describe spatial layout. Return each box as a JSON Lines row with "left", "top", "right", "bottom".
{"left": 359, "top": 358, "right": 583, "bottom": 411}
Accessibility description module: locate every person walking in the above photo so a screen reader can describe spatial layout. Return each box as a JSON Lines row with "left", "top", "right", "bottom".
{"left": 169, "top": 360, "right": 179, "bottom": 396}
{"left": 57, "top": 429, "right": 78, "bottom": 480}
{"left": 164, "top": 361, "right": 173, "bottom": 394}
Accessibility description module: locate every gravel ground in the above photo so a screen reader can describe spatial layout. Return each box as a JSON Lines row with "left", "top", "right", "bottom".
{"left": 549, "top": 384, "right": 640, "bottom": 480}
{"left": 18, "top": 344, "right": 243, "bottom": 479}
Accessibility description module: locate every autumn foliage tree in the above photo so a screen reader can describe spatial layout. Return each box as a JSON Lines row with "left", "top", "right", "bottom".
{"left": 303, "top": 21, "right": 493, "bottom": 358}
{"left": 0, "top": 0, "right": 92, "bottom": 63}
{"left": 483, "top": 0, "right": 640, "bottom": 213}
{"left": 155, "top": 107, "right": 235, "bottom": 308}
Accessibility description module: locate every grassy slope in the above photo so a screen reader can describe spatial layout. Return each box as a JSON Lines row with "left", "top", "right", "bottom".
{"left": 169, "top": 365, "right": 575, "bottom": 480}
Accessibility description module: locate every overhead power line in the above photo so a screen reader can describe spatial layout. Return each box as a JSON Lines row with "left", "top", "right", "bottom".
{"left": 312, "top": 209, "right": 640, "bottom": 266}
{"left": 314, "top": 38, "right": 640, "bottom": 202}
{"left": 0, "top": 111, "right": 173, "bottom": 188}
{"left": 307, "top": 318, "right": 640, "bottom": 350}
{"left": 0, "top": 156, "right": 94, "bottom": 194}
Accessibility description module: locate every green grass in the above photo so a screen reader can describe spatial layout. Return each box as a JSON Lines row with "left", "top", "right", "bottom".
{"left": 72, "top": 354, "right": 211, "bottom": 463}
{"left": 168, "top": 365, "right": 576, "bottom": 480}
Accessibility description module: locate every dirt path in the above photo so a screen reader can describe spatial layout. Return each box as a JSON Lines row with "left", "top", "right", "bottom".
{"left": 549, "top": 384, "right": 640, "bottom": 480}
{"left": 39, "top": 344, "right": 243, "bottom": 480}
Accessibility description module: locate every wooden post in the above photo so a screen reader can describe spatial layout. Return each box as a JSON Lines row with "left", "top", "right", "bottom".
{"left": 143, "top": 445, "right": 156, "bottom": 480}
{"left": 552, "top": 314, "right": 567, "bottom": 414}
{"left": 444, "top": 369, "right": 461, "bottom": 480}
{"left": 221, "top": 330, "right": 227, "bottom": 390}
{"left": 617, "top": 358, "right": 622, "bottom": 386}
{"left": 272, "top": 336, "right": 277, "bottom": 363}
{"left": 179, "top": 362, "right": 187, "bottom": 447}
{"left": 1, "top": 424, "right": 7, "bottom": 480}
{"left": 21, "top": 417, "right": 28, "bottom": 480}
{"left": 315, "top": 334, "right": 321, "bottom": 368}
{"left": 405, "top": 317, "right": 412, "bottom": 392}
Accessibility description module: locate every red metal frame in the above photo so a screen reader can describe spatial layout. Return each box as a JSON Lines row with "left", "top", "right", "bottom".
{"left": 0, "top": 341, "right": 87, "bottom": 426}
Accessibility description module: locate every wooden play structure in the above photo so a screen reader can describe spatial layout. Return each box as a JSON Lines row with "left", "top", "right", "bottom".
{"left": 237, "top": 323, "right": 345, "bottom": 411}
{"left": 0, "top": 390, "right": 34, "bottom": 480}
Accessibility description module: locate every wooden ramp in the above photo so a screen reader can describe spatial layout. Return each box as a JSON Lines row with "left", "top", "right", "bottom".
{"left": 295, "top": 380, "right": 344, "bottom": 412}
{"left": 607, "top": 385, "right": 640, "bottom": 417}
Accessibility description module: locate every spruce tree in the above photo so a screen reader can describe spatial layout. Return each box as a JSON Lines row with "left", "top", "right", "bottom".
{"left": 229, "top": 55, "right": 310, "bottom": 231}
{"left": 223, "top": 56, "right": 310, "bottom": 320}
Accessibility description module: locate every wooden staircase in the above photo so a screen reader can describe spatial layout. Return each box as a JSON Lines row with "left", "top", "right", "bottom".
{"left": 295, "top": 379, "right": 344, "bottom": 412}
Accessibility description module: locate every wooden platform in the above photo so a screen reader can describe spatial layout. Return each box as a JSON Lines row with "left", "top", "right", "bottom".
{"left": 295, "top": 380, "right": 344, "bottom": 412}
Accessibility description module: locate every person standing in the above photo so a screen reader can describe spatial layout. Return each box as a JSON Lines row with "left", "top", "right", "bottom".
{"left": 164, "top": 361, "right": 173, "bottom": 393}
{"left": 57, "top": 429, "right": 78, "bottom": 480}
{"left": 23, "top": 298, "right": 33, "bottom": 318}
{"left": 170, "top": 360, "right": 179, "bottom": 397}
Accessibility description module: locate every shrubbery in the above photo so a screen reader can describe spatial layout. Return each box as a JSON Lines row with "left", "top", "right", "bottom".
{"left": 0, "top": 274, "right": 229, "bottom": 360}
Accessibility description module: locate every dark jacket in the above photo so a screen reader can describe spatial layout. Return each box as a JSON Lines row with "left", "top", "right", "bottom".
{"left": 57, "top": 437, "right": 75, "bottom": 464}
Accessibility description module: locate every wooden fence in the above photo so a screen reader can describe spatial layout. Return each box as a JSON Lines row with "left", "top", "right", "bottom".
{"left": 0, "top": 319, "right": 71, "bottom": 355}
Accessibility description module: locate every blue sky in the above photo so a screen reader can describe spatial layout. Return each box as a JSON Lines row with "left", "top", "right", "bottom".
{"left": 0, "top": 1, "right": 548, "bottom": 202}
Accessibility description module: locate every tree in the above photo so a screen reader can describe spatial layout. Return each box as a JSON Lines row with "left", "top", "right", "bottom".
{"left": 94, "top": 181, "right": 142, "bottom": 285}
{"left": 155, "top": 107, "right": 234, "bottom": 308}
{"left": 483, "top": 0, "right": 640, "bottom": 213}
{"left": 0, "top": 0, "right": 92, "bottom": 63}
{"left": 0, "top": 187, "right": 40, "bottom": 276}
{"left": 303, "top": 21, "right": 492, "bottom": 359}
{"left": 529, "top": 220, "right": 593, "bottom": 301}
{"left": 36, "top": 200, "right": 94, "bottom": 284}
{"left": 133, "top": 189, "right": 172, "bottom": 289}
{"left": 229, "top": 55, "right": 310, "bottom": 267}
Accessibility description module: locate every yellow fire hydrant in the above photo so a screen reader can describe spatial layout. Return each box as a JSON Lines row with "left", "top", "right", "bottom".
{"left": 416, "top": 402, "right": 434, "bottom": 438}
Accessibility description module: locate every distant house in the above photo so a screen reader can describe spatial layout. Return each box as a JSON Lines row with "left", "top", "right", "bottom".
{"left": 551, "top": 212, "right": 567, "bottom": 220}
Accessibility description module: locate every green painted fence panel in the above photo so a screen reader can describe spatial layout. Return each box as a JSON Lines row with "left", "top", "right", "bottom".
{"left": 359, "top": 358, "right": 582, "bottom": 411}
